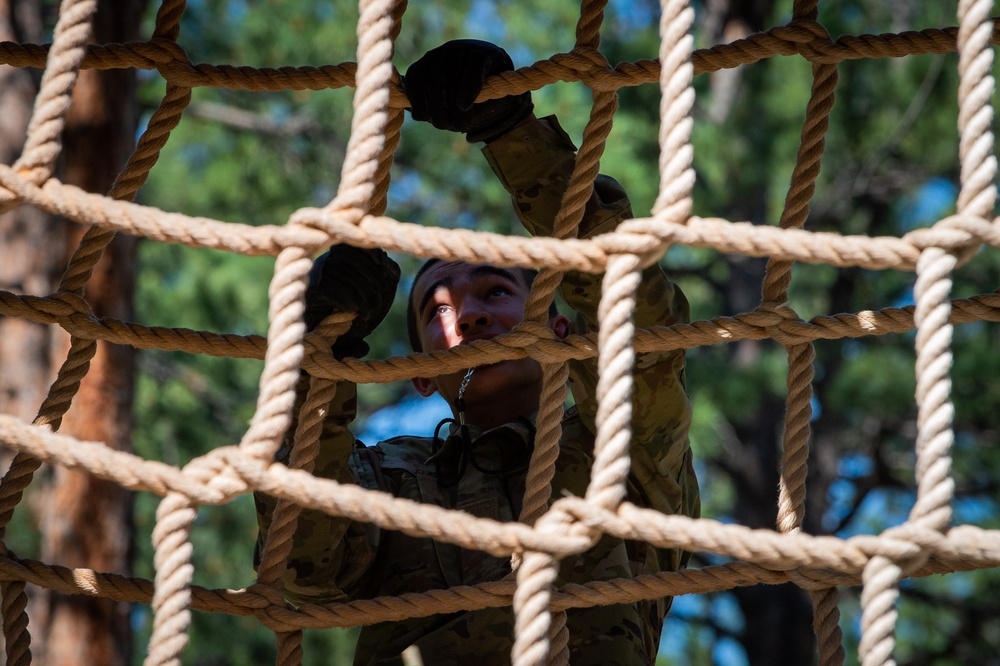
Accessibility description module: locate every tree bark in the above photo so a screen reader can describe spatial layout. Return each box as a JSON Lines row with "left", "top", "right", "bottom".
{"left": 0, "top": 0, "right": 145, "bottom": 664}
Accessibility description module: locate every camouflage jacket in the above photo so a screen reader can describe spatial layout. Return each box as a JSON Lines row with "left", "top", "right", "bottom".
{"left": 255, "top": 117, "right": 700, "bottom": 666}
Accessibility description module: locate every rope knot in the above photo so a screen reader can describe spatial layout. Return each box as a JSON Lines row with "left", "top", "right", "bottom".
{"left": 780, "top": 19, "right": 830, "bottom": 43}
{"left": 146, "top": 36, "right": 194, "bottom": 77}
{"left": 568, "top": 45, "right": 613, "bottom": 89}
{"left": 599, "top": 219, "right": 673, "bottom": 268}
{"left": 857, "top": 524, "right": 944, "bottom": 574}
{"left": 245, "top": 584, "right": 303, "bottom": 633}
{"left": 907, "top": 213, "right": 996, "bottom": 267}
{"left": 286, "top": 207, "right": 368, "bottom": 247}
{"left": 182, "top": 447, "right": 249, "bottom": 505}
{"left": 774, "top": 19, "right": 836, "bottom": 63}
{"left": 753, "top": 302, "right": 812, "bottom": 346}
{"left": 508, "top": 321, "right": 565, "bottom": 364}
{"left": 533, "top": 497, "right": 602, "bottom": 558}
{"left": 45, "top": 290, "right": 93, "bottom": 319}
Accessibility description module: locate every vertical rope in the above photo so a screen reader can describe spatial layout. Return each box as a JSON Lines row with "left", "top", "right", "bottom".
{"left": 792, "top": 0, "right": 819, "bottom": 22}
{"left": 255, "top": 333, "right": 350, "bottom": 583}
{"left": 368, "top": 0, "right": 407, "bottom": 218}
{"left": 255, "top": 317, "right": 351, "bottom": 665}
{"left": 512, "top": 508, "right": 575, "bottom": 666}
{"left": 0, "top": 1, "right": 97, "bottom": 662}
{"left": 859, "top": 248, "right": 958, "bottom": 666}
{"left": 258, "top": 6, "right": 401, "bottom": 663}
{"left": 516, "top": 253, "right": 642, "bottom": 666}
{"left": 861, "top": 245, "right": 959, "bottom": 666}
{"left": 908, "top": 248, "right": 958, "bottom": 533}
{"left": 546, "top": 610, "right": 570, "bottom": 666}
{"left": 238, "top": 247, "right": 313, "bottom": 463}
{"left": 519, "top": 89, "right": 618, "bottom": 525}
{"left": 324, "top": 0, "right": 396, "bottom": 221}
{"left": 760, "top": 62, "right": 837, "bottom": 301}
{"left": 586, "top": 254, "right": 642, "bottom": 510}
{"left": 813, "top": 587, "right": 847, "bottom": 666}
{"left": 144, "top": 492, "right": 197, "bottom": 666}
{"left": 514, "top": 4, "right": 611, "bottom": 661}
{"left": 651, "top": 0, "right": 695, "bottom": 222}
{"left": 517, "top": 364, "right": 569, "bottom": 529}
{"left": 0, "top": 580, "right": 29, "bottom": 666}
{"left": 574, "top": 0, "right": 606, "bottom": 48}
{"left": 760, "top": 0, "right": 842, "bottom": 651}
{"left": 275, "top": 632, "right": 304, "bottom": 666}
{"left": 775, "top": 343, "right": 815, "bottom": 534}
{"left": 860, "top": 2, "right": 995, "bottom": 664}
{"left": 760, "top": 59, "right": 837, "bottom": 529}
{"left": 369, "top": 107, "right": 405, "bottom": 218}
{"left": 9, "top": 0, "right": 96, "bottom": 185}
{"left": 955, "top": 0, "right": 997, "bottom": 219}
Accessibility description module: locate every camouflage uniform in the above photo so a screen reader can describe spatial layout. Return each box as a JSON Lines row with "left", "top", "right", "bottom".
{"left": 255, "top": 116, "right": 700, "bottom": 665}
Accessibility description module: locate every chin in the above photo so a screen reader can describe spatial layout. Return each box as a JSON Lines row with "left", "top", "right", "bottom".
{"left": 470, "top": 358, "right": 542, "bottom": 392}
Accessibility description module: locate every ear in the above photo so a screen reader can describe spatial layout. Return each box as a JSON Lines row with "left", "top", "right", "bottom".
{"left": 549, "top": 314, "right": 571, "bottom": 340}
{"left": 411, "top": 376, "right": 438, "bottom": 398}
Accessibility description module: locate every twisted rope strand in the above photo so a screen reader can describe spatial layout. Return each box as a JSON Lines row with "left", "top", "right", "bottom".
{"left": 0, "top": 0, "right": 999, "bottom": 664}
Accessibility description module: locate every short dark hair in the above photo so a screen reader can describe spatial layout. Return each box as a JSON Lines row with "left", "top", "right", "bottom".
{"left": 406, "top": 258, "right": 557, "bottom": 352}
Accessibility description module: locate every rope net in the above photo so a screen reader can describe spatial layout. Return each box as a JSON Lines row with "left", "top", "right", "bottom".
{"left": 0, "top": 0, "right": 999, "bottom": 664}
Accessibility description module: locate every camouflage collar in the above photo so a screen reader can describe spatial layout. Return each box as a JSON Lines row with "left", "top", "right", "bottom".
{"left": 425, "top": 417, "right": 536, "bottom": 480}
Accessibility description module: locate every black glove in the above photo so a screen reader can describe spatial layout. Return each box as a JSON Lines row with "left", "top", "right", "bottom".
{"left": 404, "top": 39, "right": 534, "bottom": 143}
{"left": 304, "top": 245, "right": 400, "bottom": 358}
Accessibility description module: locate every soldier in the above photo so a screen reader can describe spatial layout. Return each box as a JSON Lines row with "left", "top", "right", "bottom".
{"left": 255, "top": 40, "right": 700, "bottom": 665}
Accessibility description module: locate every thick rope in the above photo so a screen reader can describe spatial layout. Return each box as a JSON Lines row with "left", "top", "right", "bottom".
{"left": 511, "top": 6, "right": 617, "bottom": 659}
{"left": 145, "top": 492, "right": 196, "bottom": 666}
{"left": 762, "top": 4, "right": 843, "bottom": 654}
{"left": 321, "top": 0, "right": 397, "bottom": 222}
{"left": 859, "top": 1, "right": 996, "bottom": 664}
{"left": 519, "top": 86, "right": 619, "bottom": 531}
{"left": 0, "top": 0, "right": 998, "bottom": 664}
{"left": 0, "top": 1, "right": 99, "bottom": 662}
{"left": 254, "top": 316, "right": 352, "bottom": 664}
{"left": 6, "top": 0, "right": 96, "bottom": 190}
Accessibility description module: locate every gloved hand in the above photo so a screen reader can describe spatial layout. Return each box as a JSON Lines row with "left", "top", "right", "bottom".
{"left": 304, "top": 245, "right": 400, "bottom": 358}
{"left": 404, "top": 39, "right": 534, "bottom": 143}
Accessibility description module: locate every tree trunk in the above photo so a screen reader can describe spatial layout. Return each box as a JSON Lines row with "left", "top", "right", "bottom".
{"left": 0, "top": 0, "right": 145, "bottom": 664}
{"left": 0, "top": 0, "right": 61, "bottom": 427}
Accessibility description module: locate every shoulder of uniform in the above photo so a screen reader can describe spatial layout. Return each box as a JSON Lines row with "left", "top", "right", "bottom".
{"left": 373, "top": 435, "right": 435, "bottom": 458}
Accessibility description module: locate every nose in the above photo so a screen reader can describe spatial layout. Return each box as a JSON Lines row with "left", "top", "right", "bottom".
{"left": 457, "top": 301, "right": 492, "bottom": 334}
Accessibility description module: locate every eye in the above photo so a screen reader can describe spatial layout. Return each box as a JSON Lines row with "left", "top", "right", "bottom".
{"left": 434, "top": 303, "right": 452, "bottom": 316}
{"left": 487, "top": 285, "right": 511, "bottom": 298}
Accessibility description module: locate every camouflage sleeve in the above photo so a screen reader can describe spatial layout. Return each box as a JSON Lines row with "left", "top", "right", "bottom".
{"left": 253, "top": 375, "right": 377, "bottom": 605}
{"left": 483, "top": 116, "right": 697, "bottom": 506}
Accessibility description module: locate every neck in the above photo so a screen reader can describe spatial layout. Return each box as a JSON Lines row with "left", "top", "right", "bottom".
{"left": 456, "top": 391, "right": 539, "bottom": 430}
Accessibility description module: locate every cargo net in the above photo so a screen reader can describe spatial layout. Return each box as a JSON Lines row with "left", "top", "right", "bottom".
{"left": 2, "top": 0, "right": 1000, "bottom": 664}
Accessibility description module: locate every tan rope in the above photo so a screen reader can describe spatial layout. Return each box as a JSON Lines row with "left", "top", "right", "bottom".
{"left": 764, "top": 3, "right": 844, "bottom": 659}
{"left": 4, "top": 288, "right": 1000, "bottom": 381}
{"left": 0, "top": 1, "right": 108, "bottom": 662}
{"left": 859, "top": 0, "right": 995, "bottom": 663}
{"left": 0, "top": 0, "right": 997, "bottom": 663}
{"left": 4, "top": 0, "right": 96, "bottom": 193}
{"left": 254, "top": 315, "right": 353, "bottom": 662}
{"left": 5, "top": 22, "right": 1000, "bottom": 95}
{"left": 7, "top": 156, "right": 1000, "bottom": 270}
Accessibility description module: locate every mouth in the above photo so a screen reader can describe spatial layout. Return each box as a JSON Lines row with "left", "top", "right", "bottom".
{"left": 457, "top": 334, "right": 499, "bottom": 347}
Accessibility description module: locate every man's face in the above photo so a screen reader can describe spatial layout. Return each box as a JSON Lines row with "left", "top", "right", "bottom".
{"left": 409, "top": 261, "right": 567, "bottom": 411}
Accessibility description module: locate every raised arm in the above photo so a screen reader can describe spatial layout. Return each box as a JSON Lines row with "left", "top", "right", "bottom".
{"left": 253, "top": 245, "right": 400, "bottom": 605}
{"left": 404, "top": 39, "right": 694, "bottom": 495}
